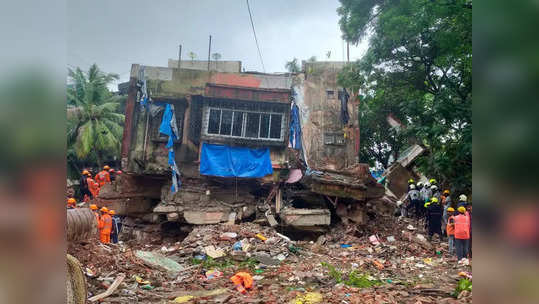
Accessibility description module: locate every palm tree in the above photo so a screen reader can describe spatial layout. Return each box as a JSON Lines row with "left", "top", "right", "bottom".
{"left": 67, "top": 64, "right": 124, "bottom": 169}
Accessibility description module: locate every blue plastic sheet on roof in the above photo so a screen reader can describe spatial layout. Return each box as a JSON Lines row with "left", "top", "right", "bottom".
{"left": 200, "top": 143, "right": 273, "bottom": 178}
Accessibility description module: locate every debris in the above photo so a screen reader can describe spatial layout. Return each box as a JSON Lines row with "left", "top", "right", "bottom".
{"left": 340, "top": 244, "right": 352, "bottom": 248}
{"left": 205, "top": 269, "right": 223, "bottom": 280}
{"left": 372, "top": 260, "right": 385, "bottom": 270}
{"left": 276, "top": 232, "right": 292, "bottom": 242}
{"left": 88, "top": 273, "right": 125, "bottom": 302}
{"left": 134, "top": 250, "right": 184, "bottom": 276}
{"left": 204, "top": 245, "right": 226, "bottom": 259}
{"left": 369, "top": 235, "right": 381, "bottom": 246}
{"left": 292, "top": 291, "right": 323, "bottom": 304}
{"left": 220, "top": 232, "right": 238, "bottom": 240}
{"left": 407, "top": 224, "right": 416, "bottom": 230}
{"left": 255, "top": 233, "right": 267, "bottom": 241}
{"left": 173, "top": 295, "right": 194, "bottom": 303}
{"left": 386, "top": 235, "right": 396, "bottom": 242}
{"left": 416, "top": 234, "right": 426, "bottom": 242}
{"left": 266, "top": 213, "right": 279, "bottom": 227}
{"left": 230, "top": 272, "right": 253, "bottom": 294}
{"left": 134, "top": 275, "right": 150, "bottom": 285}
{"left": 253, "top": 252, "right": 280, "bottom": 265}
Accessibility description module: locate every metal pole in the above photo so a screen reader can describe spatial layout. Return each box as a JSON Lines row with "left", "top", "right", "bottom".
{"left": 178, "top": 44, "right": 182, "bottom": 69}
{"left": 207, "top": 35, "right": 212, "bottom": 71}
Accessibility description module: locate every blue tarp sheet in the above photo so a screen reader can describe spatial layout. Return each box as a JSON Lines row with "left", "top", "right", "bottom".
{"left": 200, "top": 143, "right": 273, "bottom": 178}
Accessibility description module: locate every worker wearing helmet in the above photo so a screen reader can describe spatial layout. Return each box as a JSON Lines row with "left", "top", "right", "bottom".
{"left": 446, "top": 207, "right": 456, "bottom": 255}
{"left": 95, "top": 166, "right": 111, "bottom": 187}
{"left": 420, "top": 182, "right": 432, "bottom": 204}
{"left": 109, "top": 210, "right": 120, "bottom": 244}
{"left": 441, "top": 189, "right": 452, "bottom": 237}
{"left": 431, "top": 185, "right": 441, "bottom": 201}
{"left": 429, "top": 178, "right": 437, "bottom": 185}
{"left": 88, "top": 176, "right": 100, "bottom": 198}
{"left": 454, "top": 206, "right": 470, "bottom": 261}
{"left": 406, "top": 184, "right": 421, "bottom": 219}
{"left": 67, "top": 198, "right": 77, "bottom": 209}
{"left": 426, "top": 197, "right": 443, "bottom": 241}
{"left": 79, "top": 170, "right": 92, "bottom": 202}
{"left": 108, "top": 168, "right": 117, "bottom": 182}
{"left": 89, "top": 204, "right": 100, "bottom": 225}
{"left": 98, "top": 207, "right": 112, "bottom": 244}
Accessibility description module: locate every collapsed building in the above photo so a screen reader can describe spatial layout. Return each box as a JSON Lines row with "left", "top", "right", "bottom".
{"left": 97, "top": 60, "right": 389, "bottom": 239}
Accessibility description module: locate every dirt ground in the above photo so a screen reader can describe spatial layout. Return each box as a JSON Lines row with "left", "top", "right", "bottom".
{"left": 68, "top": 217, "right": 472, "bottom": 303}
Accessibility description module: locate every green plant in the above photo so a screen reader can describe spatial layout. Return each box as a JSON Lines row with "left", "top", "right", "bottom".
{"left": 452, "top": 278, "right": 472, "bottom": 297}
{"left": 321, "top": 262, "right": 383, "bottom": 288}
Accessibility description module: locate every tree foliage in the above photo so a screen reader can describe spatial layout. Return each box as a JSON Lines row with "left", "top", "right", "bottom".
{"left": 285, "top": 58, "right": 301, "bottom": 73}
{"left": 67, "top": 64, "right": 124, "bottom": 177}
{"left": 337, "top": 0, "right": 472, "bottom": 192}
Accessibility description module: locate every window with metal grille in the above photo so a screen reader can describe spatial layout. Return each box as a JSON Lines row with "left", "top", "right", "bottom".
{"left": 204, "top": 107, "right": 285, "bottom": 141}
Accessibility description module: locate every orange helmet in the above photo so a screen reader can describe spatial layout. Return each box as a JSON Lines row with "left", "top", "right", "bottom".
{"left": 82, "top": 170, "right": 89, "bottom": 175}
{"left": 67, "top": 198, "right": 76, "bottom": 204}
{"left": 104, "top": 165, "right": 110, "bottom": 170}
{"left": 100, "top": 207, "right": 109, "bottom": 213}
{"left": 443, "top": 189, "right": 450, "bottom": 195}
{"left": 109, "top": 210, "right": 115, "bottom": 215}
{"left": 89, "top": 204, "right": 98, "bottom": 210}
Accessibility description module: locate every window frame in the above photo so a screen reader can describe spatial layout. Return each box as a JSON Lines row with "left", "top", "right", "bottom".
{"left": 203, "top": 106, "right": 286, "bottom": 142}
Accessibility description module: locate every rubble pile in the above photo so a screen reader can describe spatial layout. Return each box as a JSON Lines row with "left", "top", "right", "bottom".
{"left": 68, "top": 219, "right": 472, "bottom": 303}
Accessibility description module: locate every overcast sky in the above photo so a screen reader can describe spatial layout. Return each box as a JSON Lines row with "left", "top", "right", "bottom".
{"left": 67, "top": 0, "right": 368, "bottom": 90}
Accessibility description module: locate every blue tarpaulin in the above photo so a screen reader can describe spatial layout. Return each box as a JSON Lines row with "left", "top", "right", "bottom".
{"left": 200, "top": 143, "right": 273, "bottom": 178}
{"left": 289, "top": 103, "right": 302, "bottom": 150}
{"left": 159, "top": 103, "right": 181, "bottom": 192}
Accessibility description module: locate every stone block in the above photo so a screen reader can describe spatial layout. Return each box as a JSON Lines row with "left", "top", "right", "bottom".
{"left": 183, "top": 210, "right": 228, "bottom": 225}
{"left": 153, "top": 204, "right": 179, "bottom": 213}
{"left": 280, "top": 208, "right": 331, "bottom": 227}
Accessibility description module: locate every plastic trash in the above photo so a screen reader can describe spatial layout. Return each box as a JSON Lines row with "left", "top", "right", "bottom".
{"left": 255, "top": 233, "right": 267, "bottom": 241}
{"left": 205, "top": 269, "right": 223, "bottom": 280}
{"left": 230, "top": 272, "right": 254, "bottom": 294}
{"left": 293, "top": 291, "right": 323, "bottom": 304}
{"left": 233, "top": 241, "right": 243, "bottom": 251}
{"left": 340, "top": 244, "right": 352, "bottom": 248}
{"left": 386, "top": 236, "right": 396, "bottom": 242}
{"left": 173, "top": 295, "right": 195, "bottom": 303}
{"left": 134, "top": 275, "right": 150, "bottom": 285}
{"left": 369, "top": 235, "right": 381, "bottom": 246}
{"left": 220, "top": 232, "right": 238, "bottom": 240}
{"left": 416, "top": 234, "right": 426, "bottom": 242}
{"left": 407, "top": 224, "right": 416, "bottom": 230}
{"left": 140, "top": 284, "right": 154, "bottom": 290}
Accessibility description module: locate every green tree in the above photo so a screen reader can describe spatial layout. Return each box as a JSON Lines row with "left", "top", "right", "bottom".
{"left": 285, "top": 58, "right": 301, "bottom": 73}
{"left": 211, "top": 52, "right": 222, "bottom": 61}
{"left": 337, "top": 0, "right": 472, "bottom": 192}
{"left": 188, "top": 51, "right": 197, "bottom": 61}
{"left": 67, "top": 64, "right": 125, "bottom": 175}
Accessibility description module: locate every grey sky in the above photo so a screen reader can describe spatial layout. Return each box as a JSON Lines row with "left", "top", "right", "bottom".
{"left": 68, "top": 0, "right": 368, "bottom": 89}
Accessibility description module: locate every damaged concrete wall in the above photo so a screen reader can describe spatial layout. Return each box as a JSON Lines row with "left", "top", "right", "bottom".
{"left": 294, "top": 62, "right": 359, "bottom": 171}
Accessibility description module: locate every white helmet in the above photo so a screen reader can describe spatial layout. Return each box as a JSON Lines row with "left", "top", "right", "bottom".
{"left": 459, "top": 194, "right": 467, "bottom": 202}
{"left": 425, "top": 182, "right": 431, "bottom": 187}
{"left": 417, "top": 182, "right": 423, "bottom": 187}
{"left": 431, "top": 185, "right": 437, "bottom": 190}
{"left": 396, "top": 200, "right": 403, "bottom": 206}
{"left": 410, "top": 184, "right": 416, "bottom": 190}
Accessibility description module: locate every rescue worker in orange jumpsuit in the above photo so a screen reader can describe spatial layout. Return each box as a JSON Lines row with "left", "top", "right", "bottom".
{"left": 88, "top": 177, "right": 100, "bottom": 198}
{"left": 67, "top": 198, "right": 77, "bottom": 209}
{"left": 454, "top": 206, "right": 471, "bottom": 261}
{"left": 95, "top": 165, "right": 111, "bottom": 187}
{"left": 98, "top": 206, "right": 112, "bottom": 244}
{"left": 80, "top": 170, "right": 92, "bottom": 202}
{"left": 89, "top": 204, "right": 100, "bottom": 224}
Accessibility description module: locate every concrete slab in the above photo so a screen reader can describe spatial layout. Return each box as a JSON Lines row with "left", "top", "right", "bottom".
{"left": 280, "top": 208, "right": 331, "bottom": 227}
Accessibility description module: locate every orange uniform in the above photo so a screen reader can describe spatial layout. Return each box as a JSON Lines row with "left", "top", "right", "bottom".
{"left": 454, "top": 214, "right": 470, "bottom": 240}
{"left": 95, "top": 170, "right": 111, "bottom": 187}
{"left": 98, "top": 213, "right": 113, "bottom": 243}
{"left": 88, "top": 178, "right": 100, "bottom": 198}
{"left": 446, "top": 216, "right": 455, "bottom": 236}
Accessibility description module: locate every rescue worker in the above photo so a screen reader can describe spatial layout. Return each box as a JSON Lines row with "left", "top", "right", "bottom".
{"left": 429, "top": 178, "right": 437, "bottom": 186}
{"left": 95, "top": 165, "right": 111, "bottom": 187}
{"left": 89, "top": 204, "right": 100, "bottom": 224}
{"left": 446, "top": 207, "right": 456, "bottom": 255}
{"left": 109, "top": 168, "right": 116, "bottom": 182}
{"left": 431, "top": 185, "right": 441, "bottom": 200}
{"left": 457, "top": 194, "right": 468, "bottom": 208}
{"left": 67, "top": 198, "right": 77, "bottom": 209}
{"left": 416, "top": 181, "right": 423, "bottom": 191}
{"left": 454, "top": 206, "right": 471, "bottom": 261}
{"left": 407, "top": 178, "right": 415, "bottom": 191}
{"left": 420, "top": 182, "right": 432, "bottom": 203}
{"left": 406, "top": 184, "right": 421, "bottom": 219}
{"left": 98, "top": 207, "right": 112, "bottom": 244}
{"left": 426, "top": 197, "right": 443, "bottom": 241}
{"left": 109, "top": 210, "right": 119, "bottom": 243}
{"left": 441, "top": 190, "right": 452, "bottom": 237}
{"left": 79, "top": 170, "right": 92, "bottom": 202}
{"left": 395, "top": 200, "right": 405, "bottom": 217}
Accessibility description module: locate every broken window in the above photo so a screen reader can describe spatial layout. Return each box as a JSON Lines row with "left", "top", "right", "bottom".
{"left": 324, "top": 132, "right": 345, "bottom": 145}
{"left": 203, "top": 102, "right": 286, "bottom": 142}
{"left": 326, "top": 90, "right": 335, "bottom": 99}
